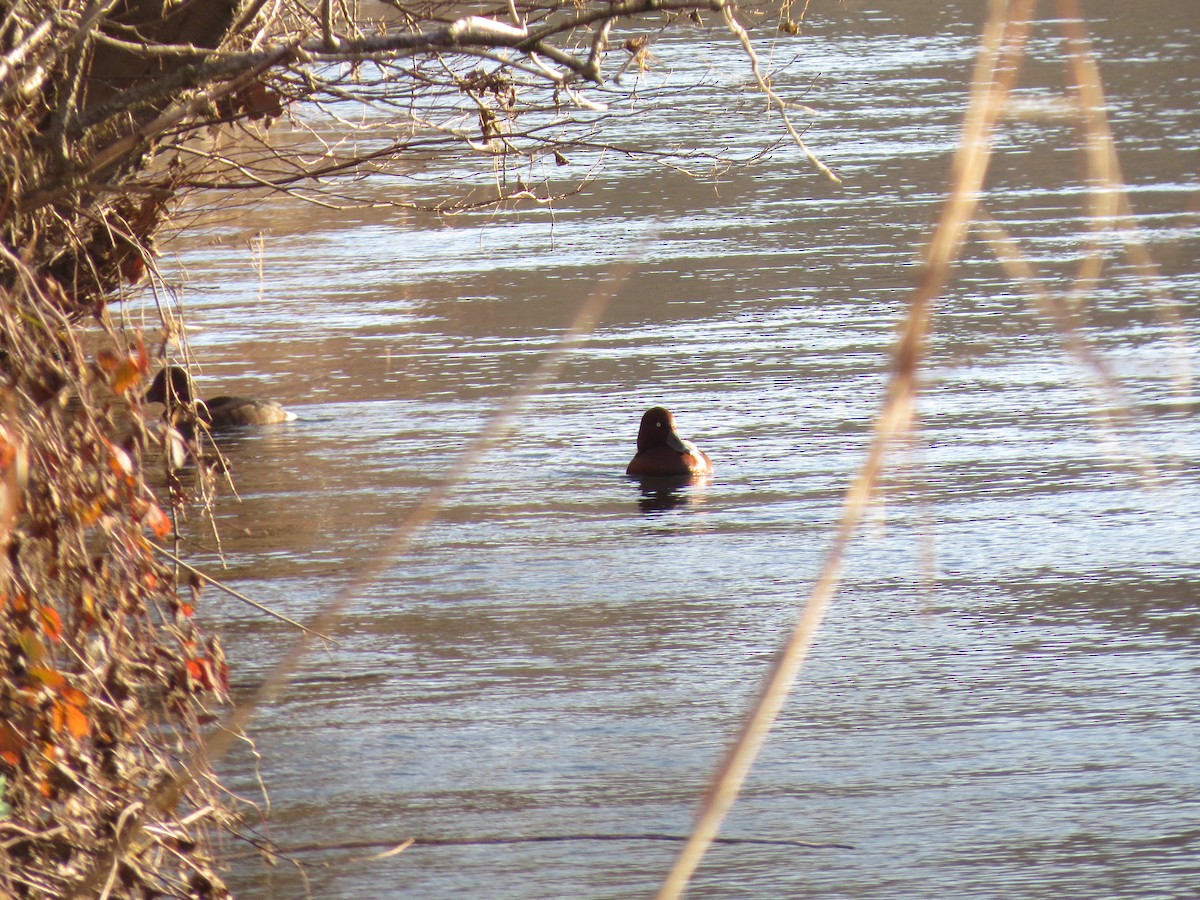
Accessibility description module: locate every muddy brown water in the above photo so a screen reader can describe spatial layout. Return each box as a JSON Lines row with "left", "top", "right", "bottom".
{"left": 139, "top": 3, "right": 1198, "bottom": 897}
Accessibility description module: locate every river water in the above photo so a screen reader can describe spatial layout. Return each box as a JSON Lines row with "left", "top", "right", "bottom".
{"left": 144, "top": 2, "right": 1198, "bottom": 897}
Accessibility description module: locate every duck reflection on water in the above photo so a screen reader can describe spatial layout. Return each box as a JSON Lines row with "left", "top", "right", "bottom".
{"left": 635, "top": 474, "right": 711, "bottom": 515}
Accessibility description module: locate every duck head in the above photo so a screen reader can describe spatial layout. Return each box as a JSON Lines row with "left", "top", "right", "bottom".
{"left": 145, "top": 366, "right": 197, "bottom": 407}
{"left": 635, "top": 406, "right": 689, "bottom": 455}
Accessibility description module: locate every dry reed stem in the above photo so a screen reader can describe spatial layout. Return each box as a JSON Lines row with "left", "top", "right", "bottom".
{"left": 1056, "top": 0, "right": 1192, "bottom": 398}
{"left": 261, "top": 832, "right": 853, "bottom": 859}
{"left": 663, "top": 1, "right": 1187, "bottom": 894}
{"left": 973, "top": 210, "right": 1161, "bottom": 483}
{"left": 974, "top": 4, "right": 1186, "bottom": 479}
{"left": 657, "top": 1, "right": 1034, "bottom": 895}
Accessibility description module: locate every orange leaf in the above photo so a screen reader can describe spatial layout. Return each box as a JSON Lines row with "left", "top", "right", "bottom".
{"left": 111, "top": 358, "right": 142, "bottom": 395}
{"left": 39, "top": 606, "right": 63, "bottom": 643}
{"left": 64, "top": 704, "right": 90, "bottom": 740}
{"left": 134, "top": 335, "right": 149, "bottom": 373}
{"left": 179, "top": 602, "right": 195, "bottom": 619}
{"left": 185, "top": 658, "right": 216, "bottom": 691}
{"left": 51, "top": 701, "right": 66, "bottom": 735}
{"left": 59, "top": 685, "right": 88, "bottom": 708}
{"left": 79, "top": 498, "right": 105, "bottom": 527}
{"left": 28, "top": 667, "right": 66, "bottom": 689}
{"left": 0, "top": 750, "right": 18, "bottom": 766}
{"left": 96, "top": 349, "right": 120, "bottom": 374}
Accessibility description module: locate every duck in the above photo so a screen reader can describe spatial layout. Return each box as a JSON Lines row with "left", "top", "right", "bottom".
{"left": 626, "top": 406, "right": 713, "bottom": 478}
{"left": 144, "top": 365, "right": 297, "bottom": 430}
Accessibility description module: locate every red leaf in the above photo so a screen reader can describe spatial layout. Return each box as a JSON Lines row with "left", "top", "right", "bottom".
{"left": 185, "top": 658, "right": 215, "bottom": 691}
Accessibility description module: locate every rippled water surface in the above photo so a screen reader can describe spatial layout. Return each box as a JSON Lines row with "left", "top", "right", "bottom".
{"left": 147, "top": 2, "right": 1198, "bottom": 897}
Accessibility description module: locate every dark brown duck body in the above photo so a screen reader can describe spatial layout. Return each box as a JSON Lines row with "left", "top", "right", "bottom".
{"left": 145, "top": 366, "right": 296, "bottom": 429}
{"left": 626, "top": 406, "right": 713, "bottom": 478}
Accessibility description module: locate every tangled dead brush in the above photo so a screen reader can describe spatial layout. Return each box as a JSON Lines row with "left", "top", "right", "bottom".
{"left": 0, "top": 2, "right": 257, "bottom": 895}
{"left": 0, "top": 308, "right": 235, "bottom": 897}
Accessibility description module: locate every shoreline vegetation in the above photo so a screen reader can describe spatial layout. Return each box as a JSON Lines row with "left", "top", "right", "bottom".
{"left": 0, "top": 0, "right": 1180, "bottom": 896}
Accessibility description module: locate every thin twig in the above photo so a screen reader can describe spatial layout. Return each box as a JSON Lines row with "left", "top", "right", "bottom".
{"left": 148, "top": 543, "right": 339, "bottom": 644}
{"left": 239, "top": 832, "right": 853, "bottom": 859}
{"left": 718, "top": 4, "right": 837, "bottom": 184}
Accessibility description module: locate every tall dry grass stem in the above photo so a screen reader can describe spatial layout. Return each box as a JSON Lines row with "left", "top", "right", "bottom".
{"left": 659, "top": 1, "right": 1037, "bottom": 894}
{"left": 1055, "top": 0, "right": 1192, "bottom": 399}
{"left": 661, "top": 0, "right": 1191, "bottom": 893}
{"left": 149, "top": 542, "right": 338, "bottom": 642}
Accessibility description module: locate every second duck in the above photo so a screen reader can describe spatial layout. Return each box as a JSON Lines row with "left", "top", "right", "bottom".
{"left": 145, "top": 365, "right": 297, "bottom": 429}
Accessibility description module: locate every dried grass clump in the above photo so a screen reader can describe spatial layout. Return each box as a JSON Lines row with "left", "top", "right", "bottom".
{"left": 0, "top": 281, "right": 239, "bottom": 895}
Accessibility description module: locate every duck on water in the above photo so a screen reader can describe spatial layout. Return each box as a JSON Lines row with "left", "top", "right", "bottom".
{"left": 626, "top": 406, "right": 712, "bottom": 479}
{"left": 145, "top": 365, "right": 297, "bottom": 430}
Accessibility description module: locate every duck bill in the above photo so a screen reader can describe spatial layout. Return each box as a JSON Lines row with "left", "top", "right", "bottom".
{"left": 665, "top": 430, "right": 689, "bottom": 454}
